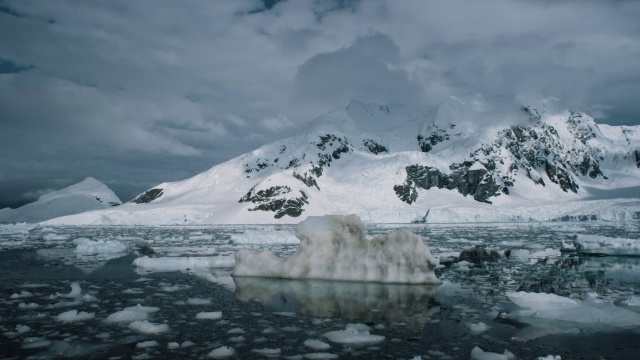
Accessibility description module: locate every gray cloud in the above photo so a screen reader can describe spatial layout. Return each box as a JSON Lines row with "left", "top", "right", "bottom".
{"left": 0, "top": 0, "right": 639, "bottom": 208}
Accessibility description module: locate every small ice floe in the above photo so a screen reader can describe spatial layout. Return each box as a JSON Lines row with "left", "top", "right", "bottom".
{"left": 573, "top": 235, "right": 640, "bottom": 256}
{"left": 168, "top": 341, "right": 195, "bottom": 349}
{"left": 560, "top": 239, "right": 576, "bottom": 251}
{"left": 56, "top": 309, "right": 95, "bottom": 322}
{"left": 506, "top": 248, "right": 560, "bottom": 261}
{"left": 465, "top": 321, "right": 490, "bottom": 334}
{"left": 10, "top": 290, "right": 34, "bottom": 299}
{"left": 227, "top": 328, "right": 245, "bottom": 334}
{"left": 132, "top": 256, "right": 236, "bottom": 272}
{"left": 536, "top": 356, "right": 561, "bottom": 360}
{"left": 3, "top": 324, "right": 31, "bottom": 337}
{"left": 57, "top": 282, "right": 82, "bottom": 298}
{"left": 105, "top": 304, "right": 160, "bottom": 323}
{"left": 323, "top": 323, "right": 384, "bottom": 344}
{"left": 186, "top": 297, "right": 211, "bottom": 305}
{"left": 73, "top": 238, "right": 127, "bottom": 255}
{"left": 452, "top": 260, "right": 472, "bottom": 272}
{"left": 136, "top": 340, "right": 159, "bottom": 348}
{"left": 231, "top": 230, "right": 299, "bottom": 244}
{"left": 129, "top": 320, "right": 169, "bottom": 334}
{"left": 252, "top": 348, "right": 281, "bottom": 356}
{"left": 0, "top": 223, "right": 37, "bottom": 235}
{"left": 304, "top": 339, "right": 331, "bottom": 351}
{"left": 470, "top": 346, "right": 515, "bottom": 360}
{"left": 234, "top": 215, "right": 439, "bottom": 284}
{"left": 196, "top": 311, "right": 222, "bottom": 320}
{"left": 301, "top": 353, "right": 338, "bottom": 359}
{"left": 208, "top": 346, "right": 236, "bottom": 358}
{"left": 621, "top": 295, "right": 640, "bottom": 306}
{"left": 21, "top": 336, "right": 51, "bottom": 349}
{"left": 506, "top": 291, "right": 640, "bottom": 328}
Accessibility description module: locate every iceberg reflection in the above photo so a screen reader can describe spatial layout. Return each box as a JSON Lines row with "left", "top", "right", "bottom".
{"left": 233, "top": 277, "right": 439, "bottom": 327}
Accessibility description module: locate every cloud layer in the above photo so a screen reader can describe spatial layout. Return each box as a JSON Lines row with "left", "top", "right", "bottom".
{"left": 1, "top": 0, "right": 639, "bottom": 207}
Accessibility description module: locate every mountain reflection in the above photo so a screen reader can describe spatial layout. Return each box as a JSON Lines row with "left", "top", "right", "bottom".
{"left": 233, "top": 277, "right": 440, "bottom": 328}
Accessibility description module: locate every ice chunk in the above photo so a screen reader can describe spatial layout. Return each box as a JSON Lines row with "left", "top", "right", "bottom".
{"left": 536, "top": 356, "right": 561, "bottom": 360}
{"left": 574, "top": 235, "right": 640, "bottom": 256}
{"left": 323, "top": 323, "right": 384, "bottom": 344}
{"left": 21, "top": 336, "right": 51, "bottom": 349}
{"left": 466, "top": 322, "right": 490, "bottom": 334}
{"left": 208, "top": 346, "right": 236, "bottom": 358}
{"left": 133, "top": 256, "right": 235, "bottom": 271}
{"left": 105, "top": 309, "right": 149, "bottom": 323}
{"left": 470, "top": 347, "right": 515, "bottom": 360}
{"left": 10, "top": 290, "right": 33, "bottom": 299}
{"left": 233, "top": 215, "right": 439, "bottom": 284}
{"left": 136, "top": 340, "right": 159, "bottom": 348}
{"left": 73, "top": 238, "right": 127, "bottom": 255}
{"left": 507, "top": 291, "right": 640, "bottom": 328}
{"left": 129, "top": 320, "right": 169, "bottom": 334}
{"left": 3, "top": 324, "right": 31, "bottom": 337}
{"left": 56, "top": 309, "right": 95, "bottom": 322}
{"left": 231, "top": 229, "right": 299, "bottom": 244}
{"left": 303, "top": 353, "right": 338, "bottom": 359}
{"left": 196, "top": 311, "right": 222, "bottom": 320}
{"left": 622, "top": 295, "right": 640, "bottom": 306}
{"left": 252, "top": 348, "right": 281, "bottom": 355}
{"left": 304, "top": 339, "right": 331, "bottom": 350}
{"left": 186, "top": 297, "right": 211, "bottom": 305}
{"left": 57, "top": 282, "right": 82, "bottom": 298}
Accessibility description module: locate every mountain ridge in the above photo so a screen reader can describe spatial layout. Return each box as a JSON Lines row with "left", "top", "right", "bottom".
{"left": 44, "top": 95, "right": 640, "bottom": 225}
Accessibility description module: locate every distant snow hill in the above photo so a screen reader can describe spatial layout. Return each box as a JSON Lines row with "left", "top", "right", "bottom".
{"left": 46, "top": 94, "right": 640, "bottom": 225}
{"left": 0, "top": 177, "right": 121, "bottom": 224}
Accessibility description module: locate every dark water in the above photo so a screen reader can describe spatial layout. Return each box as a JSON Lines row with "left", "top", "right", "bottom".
{"left": 1, "top": 223, "right": 640, "bottom": 359}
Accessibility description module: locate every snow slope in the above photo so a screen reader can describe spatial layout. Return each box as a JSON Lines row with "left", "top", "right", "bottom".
{"left": 0, "top": 177, "right": 121, "bottom": 224}
{"left": 44, "top": 95, "right": 640, "bottom": 225}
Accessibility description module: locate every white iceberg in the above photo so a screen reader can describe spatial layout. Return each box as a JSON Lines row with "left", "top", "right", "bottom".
{"left": 573, "top": 235, "right": 640, "bottom": 256}
{"left": 233, "top": 215, "right": 439, "bottom": 284}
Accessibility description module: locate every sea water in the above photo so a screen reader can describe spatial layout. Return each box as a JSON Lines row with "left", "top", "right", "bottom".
{"left": 1, "top": 223, "right": 640, "bottom": 359}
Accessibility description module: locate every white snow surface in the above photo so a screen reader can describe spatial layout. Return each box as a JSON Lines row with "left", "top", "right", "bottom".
{"left": 233, "top": 215, "right": 439, "bottom": 284}
{"left": 0, "top": 177, "right": 121, "bottom": 224}
{"left": 573, "top": 235, "right": 640, "bottom": 255}
{"left": 40, "top": 96, "right": 640, "bottom": 225}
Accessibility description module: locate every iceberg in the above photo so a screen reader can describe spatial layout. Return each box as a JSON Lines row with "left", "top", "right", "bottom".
{"left": 232, "top": 215, "right": 439, "bottom": 284}
{"left": 573, "top": 235, "right": 640, "bottom": 256}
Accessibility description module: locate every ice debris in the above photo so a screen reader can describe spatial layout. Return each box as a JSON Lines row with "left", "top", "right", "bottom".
{"left": 129, "top": 320, "right": 169, "bottom": 334}
{"left": 57, "top": 282, "right": 82, "bottom": 298}
{"left": 196, "top": 311, "right": 222, "bottom": 320}
{"left": 323, "top": 323, "right": 384, "bottom": 344}
{"left": 73, "top": 238, "right": 127, "bottom": 255}
{"left": 470, "top": 347, "right": 515, "bottom": 360}
{"left": 208, "top": 346, "right": 236, "bottom": 358}
{"left": 56, "top": 309, "right": 95, "bottom": 322}
{"left": 231, "top": 229, "right": 299, "bottom": 244}
{"left": 233, "top": 215, "right": 439, "bottom": 284}
{"left": 573, "top": 235, "right": 640, "bottom": 256}
{"left": 133, "top": 256, "right": 235, "bottom": 271}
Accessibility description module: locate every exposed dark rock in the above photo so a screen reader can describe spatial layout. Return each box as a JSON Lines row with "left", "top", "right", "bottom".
{"left": 459, "top": 247, "right": 501, "bottom": 264}
{"left": 293, "top": 172, "right": 320, "bottom": 190}
{"left": 395, "top": 162, "right": 507, "bottom": 204}
{"left": 417, "top": 128, "right": 450, "bottom": 153}
{"left": 285, "top": 157, "right": 300, "bottom": 169}
{"left": 545, "top": 162, "right": 579, "bottom": 193}
{"left": 635, "top": 150, "right": 640, "bottom": 168}
{"left": 132, "top": 188, "right": 163, "bottom": 204}
{"left": 108, "top": 202, "right": 120, "bottom": 207}
{"left": 239, "top": 186, "right": 291, "bottom": 203}
{"left": 363, "top": 139, "right": 388, "bottom": 154}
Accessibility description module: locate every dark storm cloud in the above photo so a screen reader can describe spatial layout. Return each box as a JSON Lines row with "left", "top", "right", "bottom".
{"left": 1, "top": 0, "right": 639, "bottom": 209}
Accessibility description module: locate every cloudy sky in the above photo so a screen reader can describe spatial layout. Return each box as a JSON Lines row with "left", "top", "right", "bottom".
{"left": 1, "top": 0, "right": 640, "bottom": 208}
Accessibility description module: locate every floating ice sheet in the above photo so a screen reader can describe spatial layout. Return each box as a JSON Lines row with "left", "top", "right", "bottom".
{"left": 132, "top": 255, "right": 235, "bottom": 272}
{"left": 573, "top": 235, "right": 640, "bottom": 256}
{"left": 233, "top": 215, "right": 439, "bottom": 284}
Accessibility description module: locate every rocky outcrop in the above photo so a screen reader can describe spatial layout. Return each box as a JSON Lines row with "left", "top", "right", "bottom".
{"left": 239, "top": 185, "right": 309, "bottom": 219}
{"left": 417, "top": 124, "right": 454, "bottom": 153}
{"left": 363, "top": 139, "right": 387, "bottom": 154}
{"left": 132, "top": 189, "right": 163, "bottom": 204}
{"left": 395, "top": 162, "right": 507, "bottom": 204}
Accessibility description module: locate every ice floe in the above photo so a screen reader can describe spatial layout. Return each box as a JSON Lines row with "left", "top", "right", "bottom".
{"left": 73, "top": 238, "right": 127, "bottom": 255}
{"left": 133, "top": 255, "right": 235, "bottom": 272}
{"left": 233, "top": 215, "right": 439, "bottom": 284}
{"left": 105, "top": 305, "right": 158, "bottom": 323}
{"left": 56, "top": 309, "right": 95, "bottom": 322}
{"left": 323, "top": 323, "right": 384, "bottom": 344}
{"left": 304, "top": 339, "right": 331, "bottom": 350}
{"left": 573, "top": 234, "right": 640, "bottom": 256}
{"left": 208, "top": 346, "right": 236, "bottom": 358}
{"left": 196, "top": 311, "right": 222, "bottom": 320}
{"left": 129, "top": 320, "right": 169, "bottom": 334}
{"left": 231, "top": 229, "right": 299, "bottom": 244}
{"left": 470, "top": 347, "right": 515, "bottom": 360}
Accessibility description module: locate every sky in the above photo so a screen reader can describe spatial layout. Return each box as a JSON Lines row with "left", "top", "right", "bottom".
{"left": 1, "top": 0, "right": 640, "bottom": 209}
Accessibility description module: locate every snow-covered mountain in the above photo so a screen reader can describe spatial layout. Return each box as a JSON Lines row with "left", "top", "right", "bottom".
{"left": 45, "top": 95, "right": 640, "bottom": 225}
{"left": 0, "top": 177, "right": 121, "bottom": 224}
